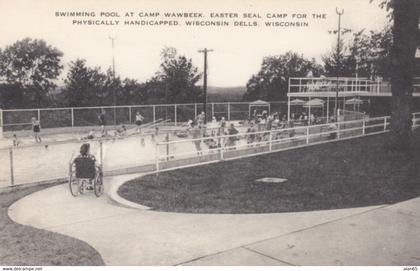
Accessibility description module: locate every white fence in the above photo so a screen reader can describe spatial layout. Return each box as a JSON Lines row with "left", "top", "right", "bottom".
{"left": 1, "top": 112, "right": 419, "bottom": 189}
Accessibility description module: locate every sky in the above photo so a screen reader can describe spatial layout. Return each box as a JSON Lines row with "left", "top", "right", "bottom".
{"left": 0, "top": 0, "right": 389, "bottom": 87}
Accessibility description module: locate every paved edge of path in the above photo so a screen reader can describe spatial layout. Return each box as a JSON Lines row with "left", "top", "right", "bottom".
{"left": 106, "top": 173, "right": 151, "bottom": 210}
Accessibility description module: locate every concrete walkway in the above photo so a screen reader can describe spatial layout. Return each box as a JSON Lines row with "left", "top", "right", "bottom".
{"left": 8, "top": 174, "right": 420, "bottom": 266}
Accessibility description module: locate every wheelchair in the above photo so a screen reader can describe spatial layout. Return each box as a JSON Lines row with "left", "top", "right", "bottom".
{"left": 69, "top": 156, "right": 104, "bottom": 197}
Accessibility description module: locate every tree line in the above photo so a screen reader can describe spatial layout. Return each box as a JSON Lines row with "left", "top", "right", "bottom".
{"left": 0, "top": 44, "right": 202, "bottom": 109}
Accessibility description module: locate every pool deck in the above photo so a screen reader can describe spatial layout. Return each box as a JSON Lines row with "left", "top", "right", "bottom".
{"left": 7, "top": 174, "right": 420, "bottom": 266}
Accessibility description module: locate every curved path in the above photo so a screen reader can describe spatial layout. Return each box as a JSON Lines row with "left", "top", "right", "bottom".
{"left": 8, "top": 174, "right": 420, "bottom": 266}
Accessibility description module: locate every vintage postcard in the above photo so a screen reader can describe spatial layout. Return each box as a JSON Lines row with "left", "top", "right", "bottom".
{"left": 0, "top": 0, "right": 419, "bottom": 269}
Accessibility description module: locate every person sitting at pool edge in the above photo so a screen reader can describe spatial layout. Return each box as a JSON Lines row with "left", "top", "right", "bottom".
{"left": 80, "top": 130, "right": 95, "bottom": 140}
{"left": 115, "top": 125, "right": 127, "bottom": 137}
{"left": 12, "top": 134, "right": 21, "bottom": 147}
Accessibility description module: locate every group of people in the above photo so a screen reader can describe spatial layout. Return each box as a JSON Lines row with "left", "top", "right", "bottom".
{"left": 250, "top": 110, "right": 290, "bottom": 131}
{"left": 12, "top": 110, "right": 148, "bottom": 147}
{"left": 289, "top": 112, "right": 324, "bottom": 125}
{"left": 246, "top": 109, "right": 332, "bottom": 145}
{"left": 249, "top": 110, "right": 325, "bottom": 132}
{"left": 97, "top": 110, "right": 144, "bottom": 136}
{"left": 184, "top": 110, "right": 316, "bottom": 155}
{"left": 184, "top": 112, "right": 239, "bottom": 155}
{"left": 83, "top": 110, "right": 148, "bottom": 145}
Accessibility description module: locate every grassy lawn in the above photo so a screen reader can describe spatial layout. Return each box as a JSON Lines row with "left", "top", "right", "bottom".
{"left": 0, "top": 184, "right": 104, "bottom": 266}
{"left": 119, "top": 130, "right": 420, "bottom": 214}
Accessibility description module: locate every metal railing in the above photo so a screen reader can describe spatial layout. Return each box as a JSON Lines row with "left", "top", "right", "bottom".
{"left": 288, "top": 77, "right": 420, "bottom": 95}
{"left": 288, "top": 77, "right": 377, "bottom": 93}
{"left": 1, "top": 112, "right": 419, "bottom": 188}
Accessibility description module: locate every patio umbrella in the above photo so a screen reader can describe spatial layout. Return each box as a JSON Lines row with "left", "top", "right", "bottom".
{"left": 289, "top": 99, "right": 306, "bottom": 106}
{"left": 345, "top": 98, "right": 363, "bottom": 105}
{"left": 249, "top": 100, "right": 270, "bottom": 117}
{"left": 303, "top": 98, "right": 325, "bottom": 108}
{"left": 345, "top": 97, "right": 363, "bottom": 111}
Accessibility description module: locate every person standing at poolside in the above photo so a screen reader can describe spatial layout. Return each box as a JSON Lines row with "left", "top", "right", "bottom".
{"left": 210, "top": 116, "right": 218, "bottom": 136}
{"left": 220, "top": 117, "right": 226, "bottom": 132}
{"left": 31, "top": 117, "right": 42, "bottom": 143}
{"left": 135, "top": 111, "right": 144, "bottom": 133}
{"left": 218, "top": 117, "right": 227, "bottom": 147}
{"left": 187, "top": 119, "right": 193, "bottom": 130}
{"left": 134, "top": 111, "right": 146, "bottom": 145}
{"left": 252, "top": 109, "right": 258, "bottom": 122}
{"left": 190, "top": 122, "right": 202, "bottom": 156}
{"left": 226, "top": 123, "right": 239, "bottom": 150}
{"left": 272, "top": 115, "right": 280, "bottom": 130}
{"left": 197, "top": 112, "right": 205, "bottom": 127}
{"left": 246, "top": 121, "right": 257, "bottom": 146}
{"left": 98, "top": 110, "right": 106, "bottom": 136}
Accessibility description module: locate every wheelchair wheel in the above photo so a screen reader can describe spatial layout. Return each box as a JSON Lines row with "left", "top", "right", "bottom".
{"left": 69, "top": 176, "right": 81, "bottom": 197}
{"left": 94, "top": 171, "right": 104, "bottom": 197}
{"left": 69, "top": 162, "right": 81, "bottom": 197}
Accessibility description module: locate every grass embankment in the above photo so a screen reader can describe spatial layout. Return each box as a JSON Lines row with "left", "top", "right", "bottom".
{"left": 119, "top": 130, "right": 420, "bottom": 214}
{"left": 0, "top": 184, "right": 104, "bottom": 266}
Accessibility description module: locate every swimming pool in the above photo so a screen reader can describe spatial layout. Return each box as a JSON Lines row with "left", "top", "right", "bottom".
{"left": 0, "top": 122, "right": 249, "bottom": 187}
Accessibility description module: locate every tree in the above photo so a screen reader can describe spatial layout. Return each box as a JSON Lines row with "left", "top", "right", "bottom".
{"left": 244, "top": 52, "right": 324, "bottom": 101}
{"left": 119, "top": 78, "right": 149, "bottom": 105}
{"left": 323, "top": 40, "right": 355, "bottom": 77}
{"left": 101, "top": 68, "right": 123, "bottom": 106}
{"left": 63, "top": 59, "right": 107, "bottom": 107}
{"left": 64, "top": 59, "right": 155, "bottom": 107}
{"left": 363, "top": 27, "right": 393, "bottom": 79}
{"left": 322, "top": 26, "right": 353, "bottom": 78}
{"left": 326, "top": 27, "right": 393, "bottom": 80}
{"left": 154, "top": 47, "right": 203, "bottom": 104}
{"left": 376, "top": 0, "right": 420, "bottom": 150}
{"left": 0, "top": 83, "right": 25, "bottom": 108}
{"left": 323, "top": 23, "right": 393, "bottom": 81}
{"left": 0, "top": 38, "right": 63, "bottom": 107}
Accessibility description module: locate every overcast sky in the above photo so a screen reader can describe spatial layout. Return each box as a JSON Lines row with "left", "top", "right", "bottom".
{"left": 0, "top": 0, "right": 389, "bottom": 87}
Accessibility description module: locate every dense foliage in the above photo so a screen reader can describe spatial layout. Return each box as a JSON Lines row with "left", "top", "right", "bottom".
{"left": 323, "top": 27, "right": 393, "bottom": 80}
{"left": 0, "top": 38, "right": 63, "bottom": 108}
{"left": 243, "top": 52, "right": 323, "bottom": 101}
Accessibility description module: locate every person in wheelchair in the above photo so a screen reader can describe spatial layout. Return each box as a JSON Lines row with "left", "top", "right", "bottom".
{"left": 73, "top": 143, "right": 99, "bottom": 190}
